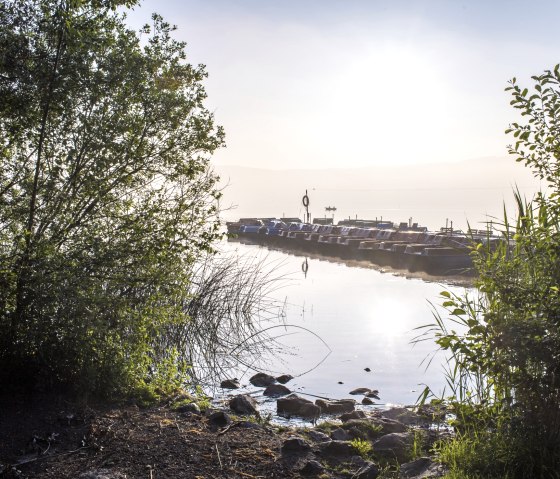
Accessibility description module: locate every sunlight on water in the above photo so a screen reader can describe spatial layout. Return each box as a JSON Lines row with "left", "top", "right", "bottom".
{"left": 218, "top": 241, "right": 471, "bottom": 406}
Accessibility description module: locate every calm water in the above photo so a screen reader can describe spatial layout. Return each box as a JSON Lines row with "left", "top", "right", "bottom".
{"left": 218, "top": 241, "right": 471, "bottom": 407}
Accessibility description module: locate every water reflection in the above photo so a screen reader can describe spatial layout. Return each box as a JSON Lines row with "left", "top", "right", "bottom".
{"left": 301, "top": 258, "right": 309, "bottom": 278}
{"left": 218, "top": 242, "right": 470, "bottom": 406}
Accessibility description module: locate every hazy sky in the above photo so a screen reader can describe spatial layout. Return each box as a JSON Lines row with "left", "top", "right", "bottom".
{"left": 126, "top": 1, "right": 560, "bottom": 170}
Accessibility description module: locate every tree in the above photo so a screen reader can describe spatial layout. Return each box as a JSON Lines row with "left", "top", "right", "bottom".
{"left": 422, "top": 66, "right": 560, "bottom": 478}
{"left": 0, "top": 0, "right": 225, "bottom": 396}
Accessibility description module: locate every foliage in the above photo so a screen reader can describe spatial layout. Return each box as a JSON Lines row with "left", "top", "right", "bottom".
{"left": 420, "top": 66, "right": 560, "bottom": 478}
{"left": 350, "top": 437, "right": 372, "bottom": 458}
{"left": 0, "top": 0, "right": 225, "bottom": 397}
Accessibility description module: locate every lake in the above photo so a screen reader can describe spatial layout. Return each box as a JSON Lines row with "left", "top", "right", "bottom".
{"left": 215, "top": 241, "right": 471, "bottom": 408}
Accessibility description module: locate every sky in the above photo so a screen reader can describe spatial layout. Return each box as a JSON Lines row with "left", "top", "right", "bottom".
{"left": 125, "top": 0, "right": 560, "bottom": 170}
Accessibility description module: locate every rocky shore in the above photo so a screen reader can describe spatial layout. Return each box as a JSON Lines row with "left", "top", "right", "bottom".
{"left": 0, "top": 379, "right": 449, "bottom": 479}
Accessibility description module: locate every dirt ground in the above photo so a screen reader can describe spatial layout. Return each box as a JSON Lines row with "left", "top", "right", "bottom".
{"left": 0, "top": 394, "right": 303, "bottom": 479}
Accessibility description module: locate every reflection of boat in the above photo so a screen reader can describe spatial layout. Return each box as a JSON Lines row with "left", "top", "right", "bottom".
{"left": 227, "top": 215, "right": 497, "bottom": 277}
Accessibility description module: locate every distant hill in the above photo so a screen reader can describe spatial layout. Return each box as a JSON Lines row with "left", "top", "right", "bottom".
{"left": 214, "top": 157, "right": 543, "bottom": 231}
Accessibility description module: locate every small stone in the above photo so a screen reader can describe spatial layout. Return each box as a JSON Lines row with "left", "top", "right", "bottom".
{"left": 349, "top": 388, "right": 371, "bottom": 395}
{"left": 315, "top": 398, "right": 355, "bottom": 414}
{"left": 276, "top": 374, "right": 294, "bottom": 384}
{"left": 220, "top": 378, "right": 240, "bottom": 389}
{"left": 249, "top": 372, "right": 277, "bottom": 387}
{"left": 300, "top": 459, "right": 324, "bottom": 475}
{"left": 338, "top": 381, "right": 344, "bottom": 384}
{"left": 263, "top": 384, "right": 291, "bottom": 397}
{"left": 340, "top": 410, "right": 367, "bottom": 422}
{"left": 364, "top": 367, "right": 371, "bottom": 372}
{"left": 355, "top": 462, "right": 380, "bottom": 479}
{"left": 229, "top": 394, "right": 258, "bottom": 416}
{"left": 281, "top": 436, "right": 311, "bottom": 455}
{"left": 207, "top": 411, "right": 231, "bottom": 428}
{"left": 365, "top": 390, "right": 380, "bottom": 399}
{"left": 362, "top": 397, "right": 374, "bottom": 405}
{"left": 330, "top": 428, "right": 352, "bottom": 441}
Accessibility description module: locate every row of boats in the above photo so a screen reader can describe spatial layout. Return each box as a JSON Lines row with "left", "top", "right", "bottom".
{"left": 226, "top": 217, "right": 497, "bottom": 276}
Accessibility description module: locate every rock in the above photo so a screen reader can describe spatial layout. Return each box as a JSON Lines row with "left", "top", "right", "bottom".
{"left": 338, "top": 381, "right": 344, "bottom": 384}
{"left": 307, "top": 430, "right": 331, "bottom": 442}
{"left": 316, "top": 398, "right": 355, "bottom": 414}
{"left": 355, "top": 462, "right": 380, "bottom": 479}
{"left": 263, "top": 384, "right": 291, "bottom": 397}
{"left": 400, "top": 457, "right": 432, "bottom": 478}
{"left": 276, "top": 374, "right": 294, "bottom": 384}
{"left": 381, "top": 407, "right": 423, "bottom": 426}
{"left": 236, "top": 421, "right": 264, "bottom": 430}
{"left": 362, "top": 397, "right": 374, "bottom": 405}
{"left": 281, "top": 436, "right": 311, "bottom": 455}
{"left": 176, "top": 402, "right": 201, "bottom": 414}
{"left": 340, "top": 410, "right": 367, "bottom": 422}
{"left": 364, "top": 367, "right": 371, "bottom": 372}
{"left": 229, "top": 395, "right": 258, "bottom": 415}
{"left": 371, "top": 417, "right": 408, "bottom": 434}
{"left": 365, "top": 390, "right": 380, "bottom": 399}
{"left": 373, "top": 432, "right": 414, "bottom": 463}
{"left": 340, "top": 419, "right": 383, "bottom": 440}
{"left": 349, "top": 388, "right": 371, "bottom": 395}
{"left": 330, "top": 428, "right": 352, "bottom": 441}
{"left": 277, "top": 394, "right": 321, "bottom": 419}
{"left": 319, "top": 440, "right": 356, "bottom": 457}
{"left": 207, "top": 411, "right": 232, "bottom": 428}
{"left": 220, "top": 378, "right": 240, "bottom": 389}
{"left": 300, "top": 460, "right": 324, "bottom": 475}
{"left": 249, "top": 372, "right": 277, "bottom": 387}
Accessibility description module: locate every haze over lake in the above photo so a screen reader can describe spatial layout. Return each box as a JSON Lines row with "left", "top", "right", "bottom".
{"left": 217, "top": 156, "right": 542, "bottom": 232}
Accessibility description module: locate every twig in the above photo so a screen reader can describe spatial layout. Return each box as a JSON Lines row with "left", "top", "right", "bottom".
{"left": 215, "top": 444, "right": 222, "bottom": 469}
{"left": 14, "top": 446, "right": 91, "bottom": 467}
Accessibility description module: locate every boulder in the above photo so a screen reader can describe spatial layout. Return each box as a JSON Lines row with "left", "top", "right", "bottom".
{"left": 371, "top": 417, "right": 408, "bottom": 434}
{"left": 355, "top": 462, "right": 380, "bottom": 479}
{"left": 276, "top": 374, "right": 294, "bottom": 384}
{"left": 349, "top": 388, "right": 371, "bottom": 395}
{"left": 399, "top": 457, "right": 432, "bottom": 478}
{"left": 307, "top": 430, "right": 331, "bottom": 442}
{"left": 381, "top": 407, "right": 423, "bottom": 426}
{"left": 362, "top": 397, "right": 374, "bottom": 405}
{"left": 281, "top": 436, "right": 311, "bottom": 455}
{"left": 319, "top": 440, "right": 356, "bottom": 457}
{"left": 340, "top": 410, "right": 367, "bottom": 422}
{"left": 249, "top": 372, "right": 277, "bottom": 387}
{"left": 220, "top": 378, "right": 240, "bottom": 389}
{"left": 229, "top": 394, "right": 258, "bottom": 416}
{"left": 373, "top": 432, "right": 414, "bottom": 463}
{"left": 207, "top": 411, "right": 232, "bottom": 428}
{"left": 300, "top": 460, "right": 324, "bottom": 475}
{"left": 263, "top": 384, "right": 291, "bottom": 397}
{"left": 330, "top": 428, "right": 352, "bottom": 441}
{"left": 277, "top": 394, "right": 321, "bottom": 419}
{"left": 176, "top": 402, "right": 201, "bottom": 414}
{"left": 365, "top": 390, "right": 380, "bottom": 399}
{"left": 340, "top": 419, "right": 383, "bottom": 440}
{"left": 364, "top": 367, "right": 372, "bottom": 372}
{"left": 316, "top": 398, "right": 355, "bottom": 414}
